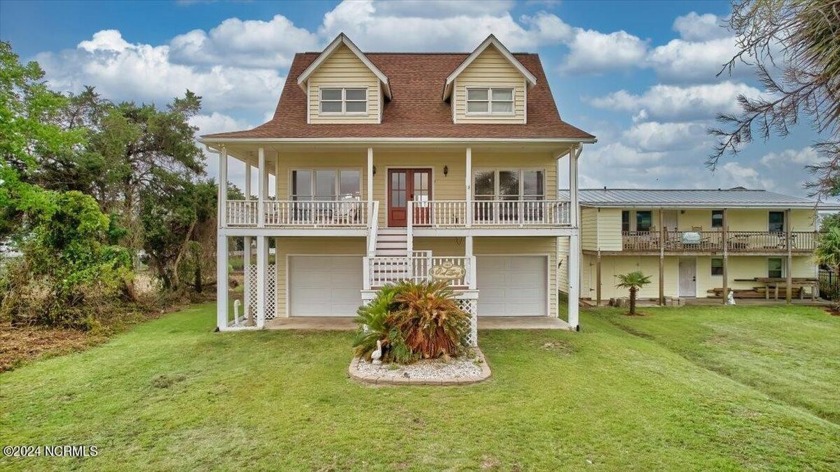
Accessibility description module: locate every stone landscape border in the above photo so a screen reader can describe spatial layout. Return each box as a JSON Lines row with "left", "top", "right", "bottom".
{"left": 348, "top": 348, "right": 492, "bottom": 386}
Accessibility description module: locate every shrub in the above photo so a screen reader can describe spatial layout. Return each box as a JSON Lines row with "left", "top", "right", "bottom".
{"left": 352, "top": 281, "right": 471, "bottom": 364}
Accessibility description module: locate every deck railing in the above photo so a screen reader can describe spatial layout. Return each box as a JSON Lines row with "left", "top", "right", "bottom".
{"left": 621, "top": 230, "right": 819, "bottom": 252}
{"left": 226, "top": 199, "right": 571, "bottom": 228}
{"left": 366, "top": 255, "right": 474, "bottom": 288}
{"left": 411, "top": 199, "right": 571, "bottom": 227}
{"left": 226, "top": 200, "right": 370, "bottom": 228}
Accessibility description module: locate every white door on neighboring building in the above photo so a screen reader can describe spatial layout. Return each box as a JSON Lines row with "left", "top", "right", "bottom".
{"left": 289, "top": 256, "right": 363, "bottom": 316}
{"left": 663, "top": 210, "right": 678, "bottom": 232}
{"left": 476, "top": 256, "right": 547, "bottom": 316}
{"left": 678, "top": 257, "right": 696, "bottom": 297}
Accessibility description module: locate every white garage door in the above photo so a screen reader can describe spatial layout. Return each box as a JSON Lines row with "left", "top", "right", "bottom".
{"left": 476, "top": 256, "right": 547, "bottom": 316}
{"left": 289, "top": 256, "right": 363, "bottom": 316}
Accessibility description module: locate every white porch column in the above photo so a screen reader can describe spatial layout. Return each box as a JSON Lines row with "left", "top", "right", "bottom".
{"left": 258, "top": 147, "right": 266, "bottom": 228}
{"left": 568, "top": 233, "right": 580, "bottom": 329}
{"left": 218, "top": 145, "right": 228, "bottom": 227}
{"left": 569, "top": 145, "right": 580, "bottom": 227}
{"left": 367, "top": 147, "right": 374, "bottom": 204}
{"left": 465, "top": 147, "right": 472, "bottom": 227}
{"left": 243, "top": 236, "right": 252, "bottom": 322}
{"left": 256, "top": 235, "right": 267, "bottom": 328}
{"left": 568, "top": 145, "right": 582, "bottom": 330}
{"left": 216, "top": 234, "right": 228, "bottom": 330}
{"left": 465, "top": 235, "right": 476, "bottom": 290}
{"left": 244, "top": 164, "right": 251, "bottom": 200}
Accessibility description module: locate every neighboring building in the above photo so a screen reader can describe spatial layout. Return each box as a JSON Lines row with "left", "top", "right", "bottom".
{"left": 200, "top": 34, "right": 595, "bottom": 335}
{"left": 573, "top": 188, "right": 840, "bottom": 303}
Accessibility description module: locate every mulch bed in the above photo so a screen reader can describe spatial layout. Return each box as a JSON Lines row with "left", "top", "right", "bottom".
{"left": 0, "top": 324, "right": 107, "bottom": 373}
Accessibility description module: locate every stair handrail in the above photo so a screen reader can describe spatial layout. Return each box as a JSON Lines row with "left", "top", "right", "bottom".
{"left": 367, "top": 201, "right": 379, "bottom": 257}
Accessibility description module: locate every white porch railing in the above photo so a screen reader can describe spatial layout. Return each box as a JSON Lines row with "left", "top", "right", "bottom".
{"left": 366, "top": 255, "right": 475, "bottom": 288}
{"left": 226, "top": 200, "right": 370, "bottom": 228}
{"left": 412, "top": 199, "right": 571, "bottom": 227}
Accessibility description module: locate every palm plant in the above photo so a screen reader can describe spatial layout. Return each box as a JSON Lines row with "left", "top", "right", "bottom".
{"left": 815, "top": 226, "right": 840, "bottom": 302}
{"left": 616, "top": 271, "right": 652, "bottom": 316}
{"left": 352, "top": 284, "right": 398, "bottom": 361}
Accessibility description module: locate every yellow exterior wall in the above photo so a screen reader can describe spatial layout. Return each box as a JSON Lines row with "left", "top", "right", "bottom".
{"left": 581, "top": 208, "right": 597, "bottom": 251}
{"left": 273, "top": 237, "right": 366, "bottom": 317}
{"left": 557, "top": 236, "right": 569, "bottom": 291}
{"left": 308, "top": 44, "right": 381, "bottom": 124}
{"left": 372, "top": 150, "right": 556, "bottom": 227}
{"left": 597, "top": 209, "right": 623, "bottom": 251}
{"left": 583, "top": 254, "right": 817, "bottom": 300}
{"left": 453, "top": 46, "right": 527, "bottom": 124}
{"left": 274, "top": 151, "right": 369, "bottom": 200}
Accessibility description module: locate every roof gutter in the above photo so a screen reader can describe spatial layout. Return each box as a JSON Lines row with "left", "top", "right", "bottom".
{"left": 199, "top": 136, "right": 597, "bottom": 145}
{"left": 580, "top": 203, "right": 840, "bottom": 210}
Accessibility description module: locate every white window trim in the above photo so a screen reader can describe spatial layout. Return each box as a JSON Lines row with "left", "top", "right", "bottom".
{"left": 465, "top": 86, "right": 516, "bottom": 116}
{"left": 319, "top": 87, "right": 368, "bottom": 116}
{"left": 290, "top": 168, "right": 363, "bottom": 200}
{"left": 472, "top": 168, "right": 546, "bottom": 200}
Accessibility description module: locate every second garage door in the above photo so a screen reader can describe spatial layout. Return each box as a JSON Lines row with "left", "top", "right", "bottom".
{"left": 476, "top": 256, "right": 547, "bottom": 316}
{"left": 289, "top": 256, "right": 363, "bottom": 316}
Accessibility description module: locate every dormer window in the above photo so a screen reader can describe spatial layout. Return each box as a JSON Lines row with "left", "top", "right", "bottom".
{"left": 466, "top": 87, "right": 514, "bottom": 115}
{"left": 320, "top": 87, "right": 367, "bottom": 114}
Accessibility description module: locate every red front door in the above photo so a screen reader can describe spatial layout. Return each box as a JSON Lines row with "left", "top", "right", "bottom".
{"left": 388, "top": 168, "right": 432, "bottom": 227}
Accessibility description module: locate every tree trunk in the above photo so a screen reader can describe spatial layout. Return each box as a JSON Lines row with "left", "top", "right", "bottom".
{"left": 629, "top": 287, "right": 637, "bottom": 315}
{"left": 171, "top": 220, "right": 196, "bottom": 291}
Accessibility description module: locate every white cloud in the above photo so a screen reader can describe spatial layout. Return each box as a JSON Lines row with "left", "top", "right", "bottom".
{"left": 585, "top": 142, "right": 666, "bottom": 166}
{"left": 319, "top": 0, "right": 572, "bottom": 51}
{"left": 561, "top": 29, "right": 648, "bottom": 74}
{"left": 36, "top": 30, "right": 285, "bottom": 114}
{"left": 169, "top": 15, "right": 320, "bottom": 69}
{"left": 714, "top": 162, "right": 776, "bottom": 190}
{"left": 760, "top": 147, "right": 821, "bottom": 167}
{"left": 374, "top": 0, "right": 515, "bottom": 18}
{"left": 622, "top": 121, "right": 710, "bottom": 152}
{"left": 590, "top": 81, "right": 763, "bottom": 122}
{"left": 190, "top": 112, "right": 253, "bottom": 137}
{"left": 647, "top": 36, "right": 738, "bottom": 83}
{"left": 673, "top": 12, "right": 729, "bottom": 42}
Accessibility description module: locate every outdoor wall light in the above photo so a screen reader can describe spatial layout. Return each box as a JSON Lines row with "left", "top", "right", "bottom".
{"left": 372, "top": 165, "right": 377, "bottom": 176}
{"left": 443, "top": 165, "right": 449, "bottom": 176}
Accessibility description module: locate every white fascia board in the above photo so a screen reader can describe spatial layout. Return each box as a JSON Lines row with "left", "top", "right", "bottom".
{"left": 442, "top": 34, "right": 537, "bottom": 101}
{"left": 200, "top": 137, "right": 597, "bottom": 145}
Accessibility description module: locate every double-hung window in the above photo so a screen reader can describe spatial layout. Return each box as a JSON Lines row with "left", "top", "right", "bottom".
{"left": 769, "top": 211, "right": 785, "bottom": 233}
{"left": 291, "top": 169, "right": 362, "bottom": 222}
{"left": 473, "top": 169, "right": 544, "bottom": 222}
{"left": 768, "top": 258, "right": 784, "bottom": 278}
{"left": 320, "top": 88, "right": 367, "bottom": 114}
{"left": 466, "top": 87, "right": 514, "bottom": 114}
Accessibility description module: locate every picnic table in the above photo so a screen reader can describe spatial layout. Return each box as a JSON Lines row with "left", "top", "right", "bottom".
{"left": 750, "top": 277, "right": 819, "bottom": 300}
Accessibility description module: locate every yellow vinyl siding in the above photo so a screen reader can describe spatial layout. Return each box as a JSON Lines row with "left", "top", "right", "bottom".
{"left": 697, "top": 255, "right": 817, "bottom": 295}
{"left": 582, "top": 255, "right": 677, "bottom": 300}
{"left": 581, "top": 208, "right": 597, "bottom": 250}
{"left": 557, "top": 236, "right": 569, "bottom": 291}
{"left": 679, "top": 209, "right": 816, "bottom": 231}
{"left": 273, "top": 152, "right": 369, "bottom": 201}
{"left": 308, "top": 44, "right": 380, "bottom": 124}
{"left": 373, "top": 151, "right": 556, "bottom": 228}
{"left": 453, "top": 46, "right": 527, "bottom": 124}
{"left": 274, "top": 237, "right": 366, "bottom": 317}
{"left": 597, "top": 209, "right": 622, "bottom": 251}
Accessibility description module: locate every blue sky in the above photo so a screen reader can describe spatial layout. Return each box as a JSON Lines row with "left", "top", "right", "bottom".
{"left": 0, "top": 0, "right": 823, "bottom": 197}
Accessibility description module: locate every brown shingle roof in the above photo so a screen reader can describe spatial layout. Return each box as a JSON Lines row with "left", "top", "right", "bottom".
{"left": 203, "top": 52, "right": 595, "bottom": 141}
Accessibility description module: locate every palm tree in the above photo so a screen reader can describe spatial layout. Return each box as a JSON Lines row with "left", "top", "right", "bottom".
{"left": 616, "top": 271, "right": 652, "bottom": 316}
{"left": 815, "top": 226, "right": 840, "bottom": 301}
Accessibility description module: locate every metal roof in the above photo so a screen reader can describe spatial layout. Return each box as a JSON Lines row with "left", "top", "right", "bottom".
{"left": 569, "top": 188, "right": 840, "bottom": 210}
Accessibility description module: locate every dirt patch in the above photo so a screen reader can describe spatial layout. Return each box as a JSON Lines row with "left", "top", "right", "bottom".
{"left": 0, "top": 324, "right": 107, "bottom": 372}
{"left": 823, "top": 308, "right": 840, "bottom": 317}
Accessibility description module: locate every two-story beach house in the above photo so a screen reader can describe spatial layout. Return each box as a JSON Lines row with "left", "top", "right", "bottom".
{"left": 200, "top": 34, "right": 595, "bottom": 337}
{"left": 573, "top": 188, "right": 839, "bottom": 304}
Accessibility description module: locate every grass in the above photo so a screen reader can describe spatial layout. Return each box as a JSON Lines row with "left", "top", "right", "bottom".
{"left": 1, "top": 304, "right": 838, "bottom": 470}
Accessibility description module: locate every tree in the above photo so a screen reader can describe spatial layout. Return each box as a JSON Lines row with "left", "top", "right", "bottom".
{"left": 816, "top": 221, "right": 840, "bottom": 275}
{"left": 616, "top": 271, "right": 652, "bottom": 316}
{"left": 709, "top": 0, "right": 840, "bottom": 197}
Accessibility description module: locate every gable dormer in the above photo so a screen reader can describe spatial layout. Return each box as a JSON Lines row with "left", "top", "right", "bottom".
{"left": 444, "top": 35, "right": 537, "bottom": 125}
{"left": 297, "top": 33, "right": 391, "bottom": 124}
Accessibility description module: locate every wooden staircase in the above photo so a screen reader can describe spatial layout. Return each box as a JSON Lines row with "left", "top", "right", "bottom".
{"left": 372, "top": 228, "right": 411, "bottom": 283}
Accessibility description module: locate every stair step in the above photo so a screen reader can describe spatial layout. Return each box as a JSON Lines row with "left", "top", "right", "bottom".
{"left": 376, "top": 242, "right": 408, "bottom": 248}
{"left": 375, "top": 251, "right": 409, "bottom": 257}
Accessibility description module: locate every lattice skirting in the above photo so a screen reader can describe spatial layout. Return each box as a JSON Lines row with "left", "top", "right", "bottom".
{"left": 456, "top": 297, "right": 478, "bottom": 347}
{"left": 247, "top": 264, "right": 277, "bottom": 320}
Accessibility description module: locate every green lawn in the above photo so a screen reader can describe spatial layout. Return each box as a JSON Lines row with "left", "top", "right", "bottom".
{"left": 1, "top": 305, "right": 838, "bottom": 471}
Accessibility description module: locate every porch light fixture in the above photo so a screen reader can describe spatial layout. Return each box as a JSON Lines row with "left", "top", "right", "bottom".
{"left": 443, "top": 165, "right": 449, "bottom": 176}
{"left": 373, "top": 165, "right": 377, "bottom": 176}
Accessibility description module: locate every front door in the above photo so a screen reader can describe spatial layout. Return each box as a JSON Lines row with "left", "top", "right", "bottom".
{"left": 679, "top": 257, "right": 696, "bottom": 297}
{"left": 388, "top": 169, "right": 431, "bottom": 227}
